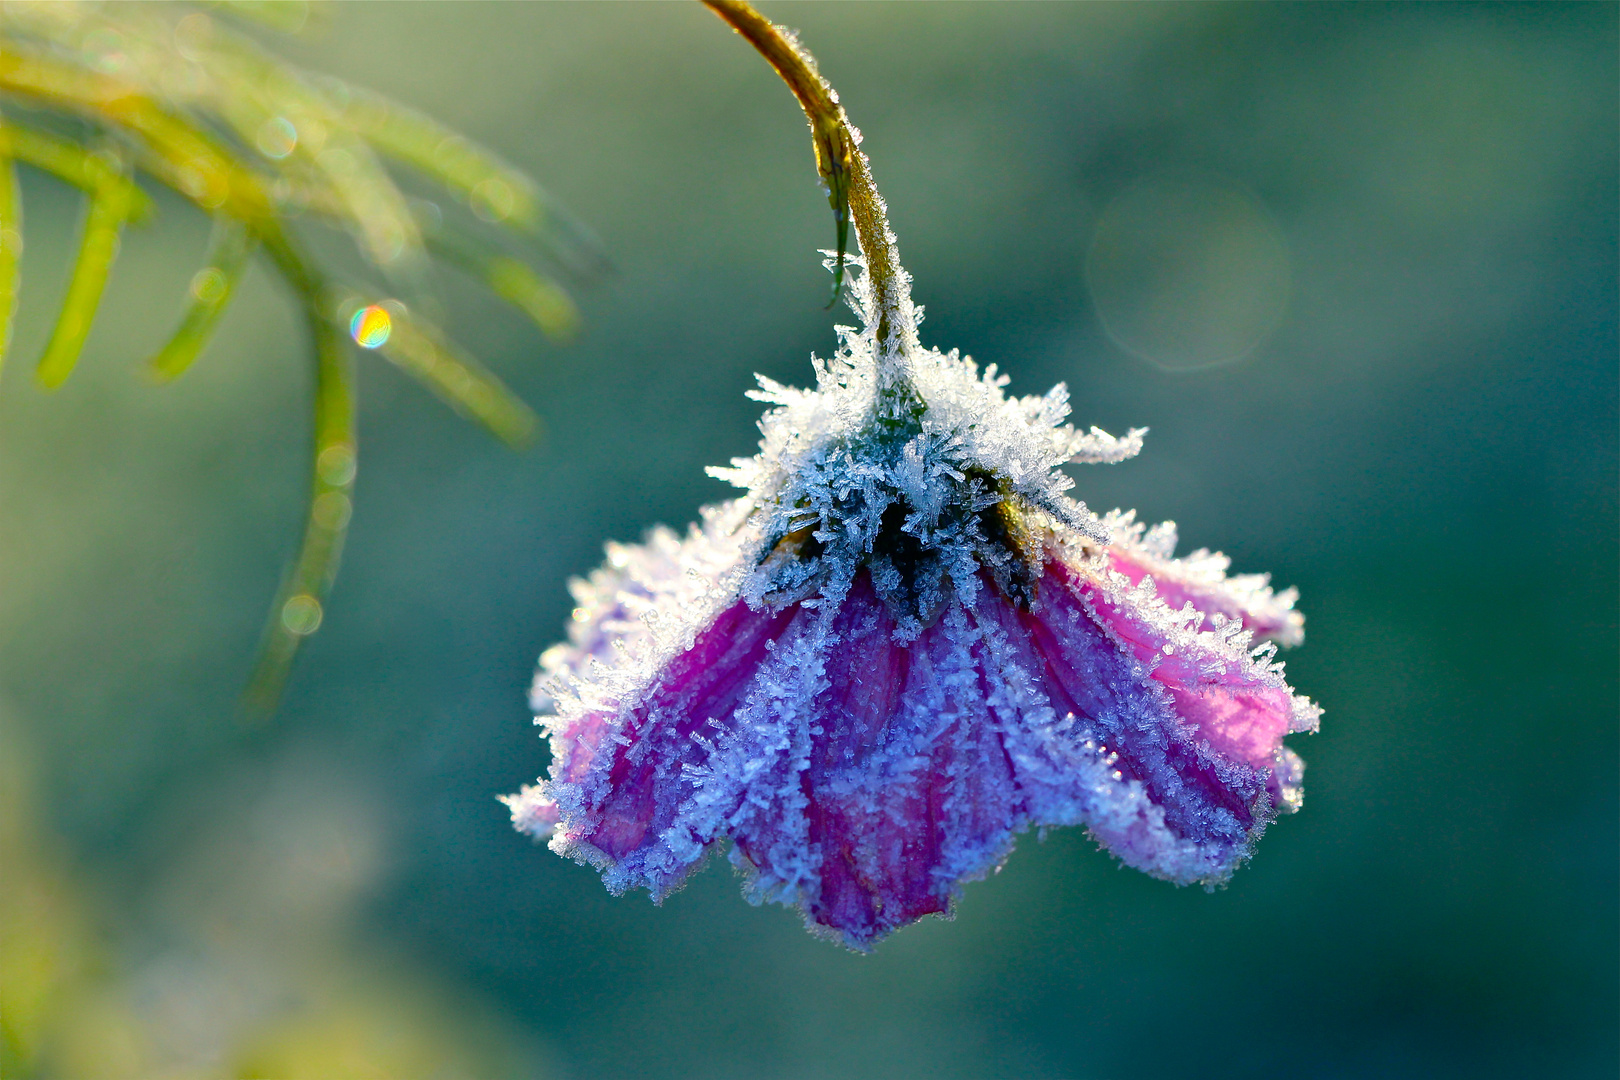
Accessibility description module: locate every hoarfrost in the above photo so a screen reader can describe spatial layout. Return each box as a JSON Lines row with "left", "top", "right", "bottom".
{"left": 506, "top": 258, "right": 1317, "bottom": 950}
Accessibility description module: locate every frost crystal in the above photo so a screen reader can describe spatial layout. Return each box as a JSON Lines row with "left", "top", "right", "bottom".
{"left": 505, "top": 258, "right": 1317, "bottom": 950}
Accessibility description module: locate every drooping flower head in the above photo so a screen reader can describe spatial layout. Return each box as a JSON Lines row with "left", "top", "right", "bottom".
{"left": 504, "top": 1, "right": 1318, "bottom": 950}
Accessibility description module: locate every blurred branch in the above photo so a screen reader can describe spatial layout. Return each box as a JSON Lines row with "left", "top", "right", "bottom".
{"left": 0, "top": 1, "right": 601, "bottom": 714}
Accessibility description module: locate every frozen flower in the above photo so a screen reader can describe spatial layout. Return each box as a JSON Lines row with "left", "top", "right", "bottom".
{"left": 505, "top": 0, "right": 1318, "bottom": 949}
{"left": 504, "top": 256, "right": 1318, "bottom": 950}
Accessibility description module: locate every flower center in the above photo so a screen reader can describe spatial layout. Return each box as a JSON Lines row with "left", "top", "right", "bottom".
{"left": 757, "top": 460, "right": 1046, "bottom": 636}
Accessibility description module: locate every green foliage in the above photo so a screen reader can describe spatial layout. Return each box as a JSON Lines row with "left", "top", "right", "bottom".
{"left": 0, "top": 0, "right": 599, "bottom": 709}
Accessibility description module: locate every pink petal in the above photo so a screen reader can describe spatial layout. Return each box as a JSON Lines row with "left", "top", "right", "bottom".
{"left": 550, "top": 598, "right": 801, "bottom": 897}
{"left": 1108, "top": 544, "right": 1303, "bottom": 646}
{"left": 1066, "top": 557, "right": 1304, "bottom": 811}
{"left": 522, "top": 548, "right": 1310, "bottom": 948}
{"left": 734, "top": 574, "right": 1020, "bottom": 947}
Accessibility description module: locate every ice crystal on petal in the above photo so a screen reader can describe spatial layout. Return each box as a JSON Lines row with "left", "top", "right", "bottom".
{"left": 506, "top": 260, "right": 1317, "bottom": 950}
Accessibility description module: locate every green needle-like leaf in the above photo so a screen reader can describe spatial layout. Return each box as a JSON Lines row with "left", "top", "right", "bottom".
{"left": 426, "top": 229, "right": 580, "bottom": 341}
{"left": 148, "top": 217, "right": 256, "bottom": 381}
{"left": 485, "top": 255, "right": 579, "bottom": 342}
{"left": 342, "top": 87, "right": 544, "bottom": 233}
{"left": 1, "top": 5, "right": 592, "bottom": 715}
{"left": 36, "top": 168, "right": 136, "bottom": 389}
{"left": 245, "top": 286, "right": 358, "bottom": 714}
{"left": 374, "top": 306, "right": 538, "bottom": 448}
{"left": 0, "top": 144, "right": 19, "bottom": 373}
{"left": 341, "top": 87, "right": 607, "bottom": 280}
{"left": 213, "top": 0, "right": 321, "bottom": 35}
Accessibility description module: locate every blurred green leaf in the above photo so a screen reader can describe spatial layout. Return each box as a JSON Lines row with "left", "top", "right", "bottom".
{"left": 0, "top": 124, "right": 154, "bottom": 220}
{"left": 147, "top": 217, "right": 256, "bottom": 381}
{"left": 426, "top": 227, "right": 580, "bottom": 341}
{"left": 0, "top": 0, "right": 596, "bottom": 708}
{"left": 244, "top": 288, "right": 356, "bottom": 715}
{"left": 0, "top": 141, "right": 17, "bottom": 373}
{"left": 373, "top": 302, "right": 539, "bottom": 449}
{"left": 35, "top": 153, "right": 136, "bottom": 390}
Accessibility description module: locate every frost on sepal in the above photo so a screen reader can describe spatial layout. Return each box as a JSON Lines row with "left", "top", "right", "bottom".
{"left": 710, "top": 258, "right": 1137, "bottom": 557}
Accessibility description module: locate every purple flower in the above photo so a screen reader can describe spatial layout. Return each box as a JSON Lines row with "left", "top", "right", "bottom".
{"left": 505, "top": 260, "right": 1318, "bottom": 950}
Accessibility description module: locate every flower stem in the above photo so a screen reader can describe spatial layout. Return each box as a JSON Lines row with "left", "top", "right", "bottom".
{"left": 702, "top": 1, "right": 919, "bottom": 404}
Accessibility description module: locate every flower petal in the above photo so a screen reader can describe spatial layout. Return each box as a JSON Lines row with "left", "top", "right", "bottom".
{"left": 732, "top": 575, "right": 1022, "bottom": 948}
{"left": 545, "top": 597, "right": 801, "bottom": 898}
{"left": 1103, "top": 511, "right": 1305, "bottom": 646}
{"left": 1057, "top": 552, "right": 1317, "bottom": 820}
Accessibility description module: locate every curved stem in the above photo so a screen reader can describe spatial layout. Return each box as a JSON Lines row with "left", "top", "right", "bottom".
{"left": 702, "top": 1, "right": 918, "bottom": 392}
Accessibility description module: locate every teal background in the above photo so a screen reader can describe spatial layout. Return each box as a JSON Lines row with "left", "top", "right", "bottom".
{"left": 2, "top": 3, "right": 1615, "bottom": 1076}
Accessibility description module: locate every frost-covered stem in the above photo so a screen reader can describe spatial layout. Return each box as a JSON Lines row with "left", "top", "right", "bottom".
{"left": 703, "top": 0, "right": 919, "bottom": 408}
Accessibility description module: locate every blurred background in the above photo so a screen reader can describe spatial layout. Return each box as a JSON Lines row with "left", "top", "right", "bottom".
{"left": 1, "top": 3, "right": 1614, "bottom": 1077}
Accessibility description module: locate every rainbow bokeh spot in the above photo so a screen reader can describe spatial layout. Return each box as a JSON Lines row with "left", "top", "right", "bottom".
{"left": 349, "top": 305, "right": 392, "bottom": 349}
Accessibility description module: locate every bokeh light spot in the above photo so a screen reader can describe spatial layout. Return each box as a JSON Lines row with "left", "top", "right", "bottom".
{"left": 470, "top": 177, "right": 516, "bottom": 223}
{"left": 316, "top": 444, "right": 356, "bottom": 488}
{"left": 311, "top": 491, "right": 352, "bottom": 531}
{"left": 369, "top": 222, "right": 408, "bottom": 266}
{"left": 1086, "top": 175, "right": 1291, "bottom": 371}
{"left": 255, "top": 116, "right": 298, "bottom": 160}
{"left": 188, "top": 267, "right": 226, "bottom": 304}
{"left": 172, "top": 12, "right": 212, "bottom": 59}
{"left": 349, "top": 305, "right": 392, "bottom": 349}
{"left": 317, "top": 147, "right": 357, "bottom": 177}
{"left": 280, "top": 594, "right": 323, "bottom": 636}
